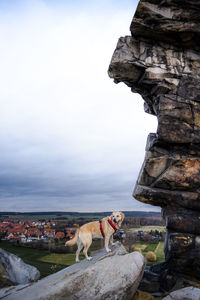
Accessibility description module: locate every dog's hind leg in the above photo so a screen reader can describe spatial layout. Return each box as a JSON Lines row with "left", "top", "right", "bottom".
{"left": 83, "top": 234, "right": 93, "bottom": 261}
{"left": 76, "top": 239, "right": 83, "bottom": 263}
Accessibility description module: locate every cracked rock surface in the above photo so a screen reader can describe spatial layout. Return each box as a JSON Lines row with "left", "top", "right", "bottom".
{"left": 109, "top": 0, "right": 200, "bottom": 280}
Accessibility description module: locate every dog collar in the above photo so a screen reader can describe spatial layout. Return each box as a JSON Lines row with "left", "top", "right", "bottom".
{"left": 99, "top": 220, "right": 105, "bottom": 237}
{"left": 107, "top": 219, "right": 118, "bottom": 232}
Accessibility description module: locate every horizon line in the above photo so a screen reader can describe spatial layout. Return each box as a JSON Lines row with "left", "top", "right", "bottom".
{"left": 0, "top": 210, "right": 161, "bottom": 214}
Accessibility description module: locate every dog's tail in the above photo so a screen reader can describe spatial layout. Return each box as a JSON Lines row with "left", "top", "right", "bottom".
{"left": 65, "top": 228, "right": 80, "bottom": 246}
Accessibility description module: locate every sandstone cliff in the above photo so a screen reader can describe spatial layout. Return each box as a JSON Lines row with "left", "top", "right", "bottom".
{"left": 109, "top": 0, "right": 200, "bottom": 286}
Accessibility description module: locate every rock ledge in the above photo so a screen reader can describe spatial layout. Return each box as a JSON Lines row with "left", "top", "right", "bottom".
{"left": 0, "top": 242, "right": 145, "bottom": 300}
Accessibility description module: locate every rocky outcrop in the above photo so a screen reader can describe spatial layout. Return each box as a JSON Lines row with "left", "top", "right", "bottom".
{"left": 0, "top": 242, "right": 145, "bottom": 300}
{"left": 108, "top": 0, "right": 200, "bottom": 284}
{"left": 0, "top": 248, "right": 40, "bottom": 285}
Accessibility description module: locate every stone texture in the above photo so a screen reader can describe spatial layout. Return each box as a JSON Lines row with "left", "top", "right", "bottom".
{"left": 138, "top": 261, "right": 200, "bottom": 296}
{"left": 0, "top": 248, "right": 40, "bottom": 285}
{"left": 108, "top": 0, "right": 200, "bottom": 283}
{"left": 163, "top": 286, "right": 200, "bottom": 300}
{"left": 0, "top": 242, "right": 146, "bottom": 300}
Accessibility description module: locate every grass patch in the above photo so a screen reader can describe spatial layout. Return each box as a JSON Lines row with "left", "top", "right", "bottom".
{"left": 39, "top": 253, "right": 84, "bottom": 265}
{"left": 131, "top": 241, "right": 165, "bottom": 266}
{"left": 0, "top": 240, "right": 103, "bottom": 278}
{"left": 146, "top": 242, "right": 165, "bottom": 266}
{"left": 143, "top": 243, "right": 158, "bottom": 253}
{"left": 0, "top": 241, "right": 68, "bottom": 278}
{"left": 155, "top": 241, "right": 165, "bottom": 263}
{"left": 133, "top": 242, "right": 147, "bottom": 250}
{"left": 129, "top": 226, "right": 165, "bottom": 232}
{"left": 4, "top": 214, "right": 107, "bottom": 221}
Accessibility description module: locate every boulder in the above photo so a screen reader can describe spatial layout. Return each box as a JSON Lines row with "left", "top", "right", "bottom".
{"left": 0, "top": 248, "right": 40, "bottom": 285}
{"left": 163, "top": 286, "right": 200, "bottom": 300}
{"left": 0, "top": 242, "right": 145, "bottom": 300}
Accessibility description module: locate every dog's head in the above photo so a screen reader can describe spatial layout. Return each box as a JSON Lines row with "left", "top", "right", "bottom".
{"left": 110, "top": 211, "right": 125, "bottom": 227}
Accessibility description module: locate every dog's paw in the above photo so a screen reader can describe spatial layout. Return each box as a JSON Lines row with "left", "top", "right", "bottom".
{"left": 76, "top": 259, "right": 80, "bottom": 263}
{"left": 111, "top": 242, "right": 116, "bottom": 246}
{"left": 106, "top": 248, "right": 111, "bottom": 253}
{"left": 87, "top": 256, "right": 93, "bottom": 261}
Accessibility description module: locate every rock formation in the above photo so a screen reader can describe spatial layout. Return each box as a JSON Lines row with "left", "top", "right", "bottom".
{"left": 163, "top": 286, "right": 200, "bottom": 300}
{"left": 0, "top": 242, "right": 145, "bottom": 300}
{"left": 0, "top": 248, "right": 40, "bottom": 285}
{"left": 108, "top": 0, "right": 200, "bottom": 284}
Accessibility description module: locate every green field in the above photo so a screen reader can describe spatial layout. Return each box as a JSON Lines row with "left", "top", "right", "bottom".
{"left": 0, "top": 240, "right": 165, "bottom": 278}
{"left": 1, "top": 214, "right": 105, "bottom": 221}
{"left": 0, "top": 211, "right": 162, "bottom": 221}
{"left": 129, "top": 226, "right": 166, "bottom": 232}
{"left": 0, "top": 240, "right": 102, "bottom": 278}
{"left": 0, "top": 241, "right": 69, "bottom": 278}
{"left": 134, "top": 241, "right": 165, "bottom": 265}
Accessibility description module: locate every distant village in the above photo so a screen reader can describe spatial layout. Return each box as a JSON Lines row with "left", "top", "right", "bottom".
{"left": 0, "top": 219, "right": 76, "bottom": 243}
{"left": 0, "top": 211, "right": 166, "bottom": 252}
{"left": 0, "top": 216, "right": 165, "bottom": 246}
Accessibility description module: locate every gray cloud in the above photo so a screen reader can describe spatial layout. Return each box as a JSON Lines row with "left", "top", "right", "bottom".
{"left": 0, "top": 155, "right": 159, "bottom": 212}
{"left": 0, "top": 0, "right": 158, "bottom": 212}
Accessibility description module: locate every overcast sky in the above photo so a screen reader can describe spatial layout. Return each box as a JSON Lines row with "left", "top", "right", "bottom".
{"left": 0, "top": 0, "right": 158, "bottom": 212}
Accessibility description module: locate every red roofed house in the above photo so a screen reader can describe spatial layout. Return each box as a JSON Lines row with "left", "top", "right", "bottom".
{"left": 7, "top": 228, "right": 26, "bottom": 235}
{"left": 9, "top": 236, "right": 21, "bottom": 241}
{"left": 66, "top": 231, "right": 74, "bottom": 239}
{"left": 43, "top": 228, "right": 56, "bottom": 238}
{"left": 6, "top": 228, "right": 27, "bottom": 241}
{"left": 0, "top": 228, "right": 7, "bottom": 237}
{"left": 65, "top": 227, "right": 77, "bottom": 232}
{"left": 0, "top": 223, "right": 8, "bottom": 228}
{"left": 54, "top": 232, "right": 65, "bottom": 240}
{"left": 65, "top": 227, "right": 77, "bottom": 239}
{"left": 26, "top": 228, "right": 42, "bottom": 238}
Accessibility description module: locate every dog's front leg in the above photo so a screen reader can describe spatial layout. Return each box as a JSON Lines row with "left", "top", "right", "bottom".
{"left": 109, "top": 235, "right": 116, "bottom": 246}
{"left": 105, "top": 235, "right": 111, "bottom": 252}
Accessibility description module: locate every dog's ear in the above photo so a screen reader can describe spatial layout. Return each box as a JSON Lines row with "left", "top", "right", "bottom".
{"left": 121, "top": 212, "right": 125, "bottom": 221}
{"left": 119, "top": 212, "right": 125, "bottom": 226}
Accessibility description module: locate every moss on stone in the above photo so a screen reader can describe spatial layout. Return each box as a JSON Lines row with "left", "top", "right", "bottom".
{"left": 133, "top": 289, "right": 160, "bottom": 300}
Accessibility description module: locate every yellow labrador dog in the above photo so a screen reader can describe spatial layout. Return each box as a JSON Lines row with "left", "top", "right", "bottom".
{"left": 65, "top": 211, "right": 125, "bottom": 262}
